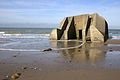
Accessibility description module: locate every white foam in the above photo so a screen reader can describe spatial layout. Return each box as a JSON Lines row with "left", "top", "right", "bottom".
{"left": 0, "top": 48, "right": 41, "bottom": 52}
{"left": 108, "top": 44, "right": 120, "bottom": 47}
{"left": 53, "top": 41, "right": 85, "bottom": 50}
{"left": 0, "top": 33, "right": 50, "bottom": 38}
{"left": 0, "top": 32, "right": 5, "bottom": 34}
{"left": 0, "top": 41, "right": 85, "bottom": 52}
{"left": 112, "top": 36, "right": 120, "bottom": 40}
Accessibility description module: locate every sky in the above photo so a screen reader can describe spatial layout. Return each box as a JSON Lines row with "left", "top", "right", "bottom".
{"left": 0, "top": 0, "right": 120, "bottom": 28}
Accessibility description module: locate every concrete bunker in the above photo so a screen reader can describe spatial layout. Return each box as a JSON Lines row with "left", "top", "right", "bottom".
{"left": 49, "top": 13, "right": 109, "bottom": 42}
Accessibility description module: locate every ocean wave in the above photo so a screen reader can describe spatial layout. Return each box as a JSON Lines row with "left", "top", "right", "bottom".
{"left": 0, "top": 31, "right": 120, "bottom": 39}
{"left": 112, "top": 36, "right": 120, "bottom": 40}
{"left": 109, "top": 33, "right": 120, "bottom": 40}
{"left": 0, "top": 32, "right": 50, "bottom": 38}
{"left": 0, "top": 32, "right": 5, "bottom": 34}
{"left": 0, "top": 48, "right": 42, "bottom": 52}
{"left": 0, "top": 41, "right": 85, "bottom": 51}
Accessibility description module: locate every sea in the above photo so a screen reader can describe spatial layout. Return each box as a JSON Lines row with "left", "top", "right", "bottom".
{"left": 0, "top": 28, "right": 53, "bottom": 51}
{"left": 0, "top": 28, "right": 120, "bottom": 39}
{"left": 0, "top": 28, "right": 120, "bottom": 51}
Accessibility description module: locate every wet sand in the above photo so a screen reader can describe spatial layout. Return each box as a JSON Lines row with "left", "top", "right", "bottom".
{"left": 0, "top": 39, "right": 120, "bottom": 80}
{"left": 44, "top": 69, "right": 120, "bottom": 80}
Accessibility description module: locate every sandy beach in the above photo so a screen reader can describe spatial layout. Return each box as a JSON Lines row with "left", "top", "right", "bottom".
{"left": 0, "top": 39, "right": 120, "bottom": 80}
{"left": 0, "top": 0, "right": 120, "bottom": 79}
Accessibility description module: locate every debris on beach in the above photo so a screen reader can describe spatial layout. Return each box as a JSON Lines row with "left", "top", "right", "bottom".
{"left": 109, "top": 48, "right": 113, "bottom": 52}
{"left": 11, "top": 73, "right": 21, "bottom": 80}
{"left": 5, "top": 75, "right": 9, "bottom": 78}
{"left": 42, "top": 48, "right": 52, "bottom": 52}
{"left": 12, "top": 55, "right": 17, "bottom": 57}
{"left": 78, "top": 50, "right": 81, "bottom": 52}
{"left": 69, "top": 60, "right": 72, "bottom": 63}
{"left": 5, "top": 75, "right": 10, "bottom": 79}
{"left": 30, "top": 67, "right": 34, "bottom": 69}
{"left": 21, "top": 67, "right": 27, "bottom": 71}
{"left": 29, "top": 66, "right": 42, "bottom": 70}
{"left": 3, "top": 75, "right": 10, "bottom": 80}
{"left": 34, "top": 67, "right": 37, "bottom": 70}
{"left": 109, "top": 49, "right": 113, "bottom": 52}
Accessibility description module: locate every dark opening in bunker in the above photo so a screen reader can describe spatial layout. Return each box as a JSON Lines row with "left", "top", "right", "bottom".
{"left": 79, "top": 30, "right": 82, "bottom": 39}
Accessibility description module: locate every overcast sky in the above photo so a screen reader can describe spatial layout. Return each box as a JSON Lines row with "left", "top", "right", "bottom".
{"left": 0, "top": 0, "right": 120, "bottom": 28}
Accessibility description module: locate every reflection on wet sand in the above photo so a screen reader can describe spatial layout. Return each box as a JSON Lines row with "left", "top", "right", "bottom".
{"left": 50, "top": 40, "right": 106, "bottom": 64}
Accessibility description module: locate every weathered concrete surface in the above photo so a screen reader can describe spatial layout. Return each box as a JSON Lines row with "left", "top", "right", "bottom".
{"left": 90, "top": 13, "right": 109, "bottom": 42}
{"left": 74, "top": 15, "right": 89, "bottom": 41}
{"left": 49, "top": 29, "right": 62, "bottom": 40}
{"left": 49, "top": 13, "right": 109, "bottom": 42}
{"left": 60, "top": 17, "right": 76, "bottom": 40}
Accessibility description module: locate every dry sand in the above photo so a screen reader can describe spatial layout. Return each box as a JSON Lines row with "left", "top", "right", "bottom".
{"left": 0, "top": 39, "right": 120, "bottom": 80}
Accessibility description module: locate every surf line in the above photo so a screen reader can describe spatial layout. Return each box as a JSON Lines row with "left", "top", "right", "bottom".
{"left": 52, "top": 41, "right": 85, "bottom": 51}
{"left": 0, "top": 41, "right": 85, "bottom": 52}
{"left": 0, "top": 48, "right": 42, "bottom": 52}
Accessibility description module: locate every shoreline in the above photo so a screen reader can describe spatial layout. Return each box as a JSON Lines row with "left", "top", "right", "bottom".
{"left": 0, "top": 39, "right": 120, "bottom": 80}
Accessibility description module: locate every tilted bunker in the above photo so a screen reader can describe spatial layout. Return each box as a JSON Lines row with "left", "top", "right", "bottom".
{"left": 49, "top": 13, "right": 109, "bottom": 42}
